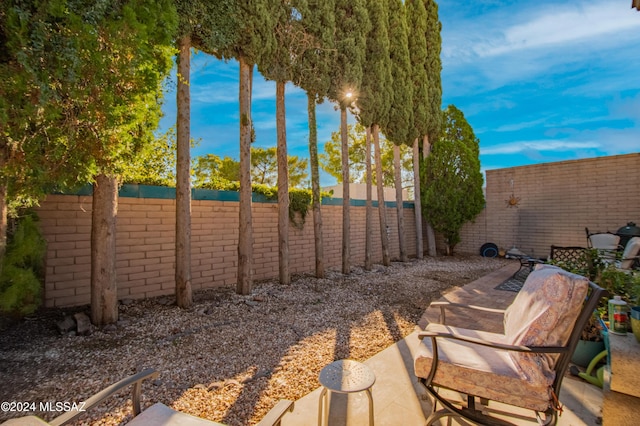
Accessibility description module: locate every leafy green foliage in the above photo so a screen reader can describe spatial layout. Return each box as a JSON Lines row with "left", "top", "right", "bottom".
{"left": 122, "top": 128, "right": 178, "bottom": 186}
{"left": 422, "top": 105, "right": 484, "bottom": 254}
{"left": 174, "top": 0, "right": 238, "bottom": 53}
{"left": 292, "top": 0, "right": 335, "bottom": 99}
{"left": 193, "top": 148, "right": 308, "bottom": 189}
{"left": 192, "top": 154, "right": 240, "bottom": 188}
{"left": 357, "top": 0, "right": 392, "bottom": 129}
{"left": 0, "top": 214, "right": 46, "bottom": 316}
{"left": 1, "top": 0, "right": 178, "bottom": 210}
{"left": 548, "top": 249, "right": 640, "bottom": 338}
{"left": 424, "top": 0, "right": 443, "bottom": 141}
{"left": 213, "top": 0, "right": 277, "bottom": 64}
{"left": 406, "top": 0, "right": 429, "bottom": 140}
{"left": 195, "top": 180, "right": 317, "bottom": 228}
{"left": 327, "top": 0, "right": 370, "bottom": 107}
{"left": 320, "top": 123, "right": 413, "bottom": 189}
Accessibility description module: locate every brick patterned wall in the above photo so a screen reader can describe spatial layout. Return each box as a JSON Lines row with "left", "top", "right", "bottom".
{"left": 454, "top": 153, "right": 640, "bottom": 258}
{"left": 37, "top": 193, "right": 417, "bottom": 307}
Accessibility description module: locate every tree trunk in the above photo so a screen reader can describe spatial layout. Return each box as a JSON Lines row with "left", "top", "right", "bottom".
{"left": 364, "top": 126, "right": 373, "bottom": 271}
{"left": 394, "top": 144, "right": 407, "bottom": 262}
{"left": 237, "top": 54, "right": 253, "bottom": 295}
{"left": 374, "top": 125, "right": 390, "bottom": 266}
{"left": 422, "top": 135, "right": 437, "bottom": 257}
{"left": 307, "top": 94, "right": 325, "bottom": 278}
{"left": 341, "top": 106, "right": 350, "bottom": 275}
{"left": 175, "top": 34, "right": 192, "bottom": 308}
{"left": 90, "top": 174, "right": 118, "bottom": 326}
{"left": 276, "top": 81, "right": 289, "bottom": 285}
{"left": 412, "top": 138, "right": 423, "bottom": 259}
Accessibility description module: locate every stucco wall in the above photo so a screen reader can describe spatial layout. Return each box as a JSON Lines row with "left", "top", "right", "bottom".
{"left": 37, "top": 189, "right": 416, "bottom": 307}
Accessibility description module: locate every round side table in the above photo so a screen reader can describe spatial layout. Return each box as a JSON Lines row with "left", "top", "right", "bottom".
{"left": 317, "top": 359, "right": 376, "bottom": 426}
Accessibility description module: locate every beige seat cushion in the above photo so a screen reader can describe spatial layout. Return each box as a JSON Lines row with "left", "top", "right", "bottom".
{"left": 127, "top": 403, "right": 224, "bottom": 426}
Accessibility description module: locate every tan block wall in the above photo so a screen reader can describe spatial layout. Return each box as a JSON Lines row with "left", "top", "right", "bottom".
{"left": 455, "top": 153, "right": 640, "bottom": 258}
{"left": 37, "top": 194, "right": 417, "bottom": 308}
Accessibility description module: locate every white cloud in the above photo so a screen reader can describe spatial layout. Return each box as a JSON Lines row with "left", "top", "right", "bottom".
{"left": 474, "top": 2, "right": 640, "bottom": 58}
{"left": 481, "top": 140, "right": 601, "bottom": 155}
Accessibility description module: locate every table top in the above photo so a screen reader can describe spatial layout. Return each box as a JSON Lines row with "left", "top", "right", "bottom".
{"left": 319, "top": 359, "right": 376, "bottom": 393}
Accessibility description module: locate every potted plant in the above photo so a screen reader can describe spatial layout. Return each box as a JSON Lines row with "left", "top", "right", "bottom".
{"left": 547, "top": 253, "right": 605, "bottom": 365}
{"left": 628, "top": 273, "right": 640, "bottom": 342}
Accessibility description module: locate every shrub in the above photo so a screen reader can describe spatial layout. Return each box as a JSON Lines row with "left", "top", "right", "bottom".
{"left": 0, "top": 214, "right": 46, "bottom": 316}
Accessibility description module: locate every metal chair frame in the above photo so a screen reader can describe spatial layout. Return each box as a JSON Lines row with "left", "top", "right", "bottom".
{"left": 417, "top": 280, "right": 606, "bottom": 426}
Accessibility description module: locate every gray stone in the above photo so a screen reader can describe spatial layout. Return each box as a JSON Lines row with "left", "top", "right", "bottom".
{"left": 245, "top": 300, "right": 258, "bottom": 307}
{"left": 56, "top": 316, "right": 76, "bottom": 334}
{"left": 121, "top": 298, "right": 134, "bottom": 306}
{"left": 74, "top": 313, "right": 92, "bottom": 336}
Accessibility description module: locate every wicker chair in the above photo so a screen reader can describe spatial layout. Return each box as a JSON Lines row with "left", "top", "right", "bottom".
{"left": 414, "top": 265, "right": 606, "bottom": 426}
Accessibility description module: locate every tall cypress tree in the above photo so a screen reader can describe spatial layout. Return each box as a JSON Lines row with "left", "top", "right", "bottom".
{"left": 292, "top": 0, "right": 336, "bottom": 279}
{"left": 424, "top": 0, "right": 443, "bottom": 144}
{"left": 358, "top": 0, "right": 393, "bottom": 268}
{"left": 173, "top": 0, "right": 238, "bottom": 307}
{"left": 259, "top": 1, "right": 309, "bottom": 285}
{"left": 384, "top": 0, "right": 413, "bottom": 262}
{"left": 406, "top": 0, "right": 429, "bottom": 259}
{"left": 216, "top": 1, "right": 278, "bottom": 295}
{"left": 422, "top": 0, "right": 443, "bottom": 256}
{"left": 327, "top": 0, "right": 370, "bottom": 274}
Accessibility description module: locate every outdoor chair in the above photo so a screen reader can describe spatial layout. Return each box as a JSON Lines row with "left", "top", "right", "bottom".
{"left": 585, "top": 228, "right": 622, "bottom": 264}
{"left": 2, "top": 369, "right": 294, "bottom": 426}
{"left": 617, "top": 236, "right": 640, "bottom": 271}
{"left": 414, "top": 264, "right": 606, "bottom": 426}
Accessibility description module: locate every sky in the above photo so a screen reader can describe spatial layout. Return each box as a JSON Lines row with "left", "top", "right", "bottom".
{"left": 158, "top": 0, "right": 640, "bottom": 187}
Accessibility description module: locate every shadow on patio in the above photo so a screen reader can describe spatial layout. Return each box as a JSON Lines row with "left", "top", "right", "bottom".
{"left": 281, "top": 264, "right": 603, "bottom": 426}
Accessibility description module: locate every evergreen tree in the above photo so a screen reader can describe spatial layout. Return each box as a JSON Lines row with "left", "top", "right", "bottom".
{"left": 292, "top": 0, "right": 336, "bottom": 278}
{"left": 423, "top": 105, "right": 484, "bottom": 255}
{"left": 258, "top": 1, "right": 309, "bottom": 285}
{"left": 320, "top": 124, "right": 413, "bottom": 189}
{"left": 1, "top": 0, "right": 177, "bottom": 324}
{"left": 384, "top": 0, "right": 413, "bottom": 262}
{"left": 327, "top": 0, "right": 370, "bottom": 274}
{"left": 406, "top": 0, "right": 429, "bottom": 258}
{"left": 192, "top": 154, "right": 240, "bottom": 188}
{"left": 216, "top": 1, "right": 278, "bottom": 295}
{"left": 422, "top": 0, "right": 444, "bottom": 256}
{"left": 359, "top": 0, "right": 393, "bottom": 269}
{"left": 424, "top": 0, "right": 443, "bottom": 143}
{"left": 172, "top": 0, "right": 238, "bottom": 307}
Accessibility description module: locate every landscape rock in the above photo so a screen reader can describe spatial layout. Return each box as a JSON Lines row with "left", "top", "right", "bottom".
{"left": 74, "top": 313, "right": 92, "bottom": 336}
{"left": 55, "top": 316, "right": 76, "bottom": 334}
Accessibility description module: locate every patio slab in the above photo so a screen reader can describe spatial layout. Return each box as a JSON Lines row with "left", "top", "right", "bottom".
{"left": 282, "top": 263, "right": 603, "bottom": 426}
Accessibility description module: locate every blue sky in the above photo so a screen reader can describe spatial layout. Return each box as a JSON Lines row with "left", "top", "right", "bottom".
{"left": 158, "top": 0, "right": 640, "bottom": 186}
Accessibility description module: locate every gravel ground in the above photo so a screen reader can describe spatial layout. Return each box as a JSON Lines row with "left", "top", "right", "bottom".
{"left": 0, "top": 255, "right": 510, "bottom": 425}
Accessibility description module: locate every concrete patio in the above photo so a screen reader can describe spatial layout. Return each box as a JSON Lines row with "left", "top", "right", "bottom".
{"left": 281, "top": 263, "right": 603, "bottom": 426}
